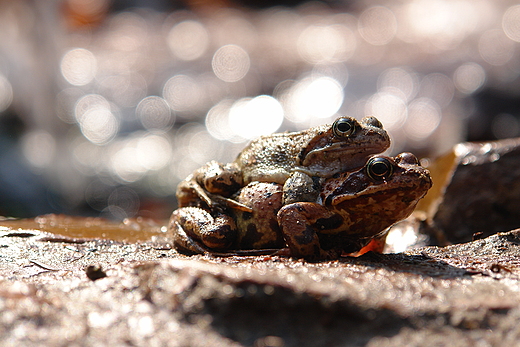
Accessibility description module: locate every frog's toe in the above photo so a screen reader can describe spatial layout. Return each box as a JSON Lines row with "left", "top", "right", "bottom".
{"left": 169, "top": 218, "right": 207, "bottom": 255}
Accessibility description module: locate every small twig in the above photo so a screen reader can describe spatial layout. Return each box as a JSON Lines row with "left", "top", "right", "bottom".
{"left": 29, "top": 260, "right": 66, "bottom": 271}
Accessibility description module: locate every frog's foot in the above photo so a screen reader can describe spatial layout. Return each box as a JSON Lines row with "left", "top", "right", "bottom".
{"left": 169, "top": 207, "right": 237, "bottom": 254}
{"left": 277, "top": 202, "right": 340, "bottom": 260}
{"left": 350, "top": 230, "right": 388, "bottom": 256}
{"left": 169, "top": 218, "right": 209, "bottom": 255}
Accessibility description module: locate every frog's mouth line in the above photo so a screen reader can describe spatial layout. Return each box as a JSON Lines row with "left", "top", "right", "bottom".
{"left": 302, "top": 143, "right": 387, "bottom": 167}
{"left": 311, "top": 142, "right": 385, "bottom": 154}
{"left": 330, "top": 178, "right": 431, "bottom": 205}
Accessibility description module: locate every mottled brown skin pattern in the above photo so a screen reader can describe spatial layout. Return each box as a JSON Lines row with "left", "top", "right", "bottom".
{"left": 235, "top": 116, "right": 390, "bottom": 185}
{"left": 278, "top": 152, "right": 432, "bottom": 260}
{"left": 170, "top": 182, "right": 284, "bottom": 253}
{"left": 169, "top": 152, "right": 432, "bottom": 260}
{"left": 232, "top": 182, "right": 285, "bottom": 249}
{"left": 176, "top": 161, "right": 243, "bottom": 209}
{"left": 170, "top": 207, "right": 238, "bottom": 254}
{"left": 176, "top": 116, "right": 390, "bottom": 211}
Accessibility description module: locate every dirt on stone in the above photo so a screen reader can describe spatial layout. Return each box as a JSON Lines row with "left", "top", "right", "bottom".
{"left": 1, "top": 225, "right": 520, "bottom": 346}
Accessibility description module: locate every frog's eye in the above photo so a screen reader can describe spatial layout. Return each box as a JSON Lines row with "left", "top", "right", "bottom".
{"left": 367, "top": 157, "right": 393, "bottom": 180}
{"left": 333, "top": 117, "right": 357, "bottom": 138}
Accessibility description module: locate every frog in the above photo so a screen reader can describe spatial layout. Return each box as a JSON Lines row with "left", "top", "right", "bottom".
{"left": 176, "top": 116, "right": 390, "bottom": 211}
{"left": 169, "top": 152, "right": 432, "bottom": 260}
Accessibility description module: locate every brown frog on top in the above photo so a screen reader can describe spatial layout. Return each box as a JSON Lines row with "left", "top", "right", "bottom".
{"left": 169, "top": 152, "right": 432, "bottom": 260}
{"left": 176, "top": 116, "right": 390, "bottom": 210}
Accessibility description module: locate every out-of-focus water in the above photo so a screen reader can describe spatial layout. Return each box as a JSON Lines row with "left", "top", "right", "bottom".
{"left": 0, "top": 0, "right": 519, "bottom": 219}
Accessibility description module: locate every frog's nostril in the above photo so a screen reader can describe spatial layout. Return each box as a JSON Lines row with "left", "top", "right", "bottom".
{"left": 361, "top": 116, "right": 383, "bottom": 129}
{"left": 395, "top": 152, "right": 419, "bottom": 165}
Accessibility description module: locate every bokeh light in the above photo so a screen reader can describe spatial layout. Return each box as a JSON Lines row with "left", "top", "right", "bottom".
{"left": 4, "top": 1, "right": 520, "bottom": 220}
{"left": 453, "top": 63, "right": 486, "bottom": 94}
{"left": 73, "top": 140, "right": 104, "bottom": 175}
{"left": 136, "top": 134, "right": 172, "bottom": 171}
{"left": 106, "top": 186, "right": 140, "bottom": 219}
{"left": 284, "top": 76, "right": 344, "bottom": 124}
{"left": 418, "top": 73, "right": 454, "bottom": 108}
{"left": 297, "top": 24, "right": 356, "bottom": 63}
{"left": 162, "top": 75, "right": 203, "bottom": 114}
{"left": 136, "top": 96, "right": 174, "bottom": 132}
{"left": 365, "top": 92, "right": 407, "bottom": 131}
{"left": 479, "top": 29, "right": 515, "bottom": 66}
{"left": 403, "top": 98, "right": 441, "bottom": 142}
{"left": 502, "top": 5, "right": 520, "bottom": 42}
{"left": 0, "top": 74, "right": 13, "bottom": 112}
{"left": 211, "top": 44, "right": 250, "bottom": 82}
{"left": 167, "top": 20, "right": 209, "bottom": 61}
{"left": 60, "top": 48, "right": 97, "bottom": 86}
{"left": 205, "top": 99, "right": 237, "bottom": 142}
{"left": 401, "top": 0, "right": 479, "bottom": 50}
{"left": 358, "top": 6, "right": 397, "bottom": 46}
{"left": 75, "top": 94, "right": 119, "bottom": 145}
{"left": 377, "top": 67, "right": 418, "bottom": 102}
{"left": 110, "top": 144, "right": 147, "bottom": 183}
{"left": 21, "top": 130, "right": 56, "bottom": 169}
{"left": 98, "top": 72, "right": 147, "bottom": 108}
{"left": 228, "top": 95, "right": 284, "bottom": 141}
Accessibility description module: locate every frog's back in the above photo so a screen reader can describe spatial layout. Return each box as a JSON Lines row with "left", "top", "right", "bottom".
{"left": 236, "top": 126, "right": 327, "bottom": 184}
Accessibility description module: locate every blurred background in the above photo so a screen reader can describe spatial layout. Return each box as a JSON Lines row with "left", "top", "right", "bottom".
{"left": 0, "top": 0, "right": 519, "bottom": 220}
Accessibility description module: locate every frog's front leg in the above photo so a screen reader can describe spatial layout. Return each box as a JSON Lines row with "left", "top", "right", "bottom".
{"left": 282, "top": 171, "right": 321, "bottom": 204}
{"left": 169, "top": 207, "right": 238, "bottom": 255}
{"left": 277, "top": 202, "right": 341, "bottom": 260}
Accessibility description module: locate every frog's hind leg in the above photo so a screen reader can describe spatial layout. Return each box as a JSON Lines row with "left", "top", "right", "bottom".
{"left": 170, "top": 219, "right": 208, "bottom": 255}
{"left": 277, "top": 202, "right": 341, "bottom": 260}
{"left": 176, "top": 168, "right": 251, "bottom": 212}
{"left": 169, "top": 207, "right": 238, "bottom": 254}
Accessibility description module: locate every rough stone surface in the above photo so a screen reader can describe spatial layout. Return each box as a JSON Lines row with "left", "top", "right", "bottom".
{"left": 2, "top": 227, "right": 520, "bottom": 346}
{"left": 428, "top": 137, "right": 520, "bottom": 244}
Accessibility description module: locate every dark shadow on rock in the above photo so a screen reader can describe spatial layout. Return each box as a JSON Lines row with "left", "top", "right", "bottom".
{"left": 348, "top": 252, "right": 472, "bottom": 279}
{"left": 196, "top": 279, "right": 409, "bottom": 347}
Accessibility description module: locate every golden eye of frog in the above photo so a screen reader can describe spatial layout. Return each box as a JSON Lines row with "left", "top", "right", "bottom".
{"left": 169, "top": 152, "right": 432, "bottom": 260}
{"left": 176, "top": 116, "right": 390, "bottom": 210}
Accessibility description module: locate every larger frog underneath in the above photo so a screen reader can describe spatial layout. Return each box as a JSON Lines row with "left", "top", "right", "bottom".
{"left": 170, "top": 152, "right": 432, "bottom": 260}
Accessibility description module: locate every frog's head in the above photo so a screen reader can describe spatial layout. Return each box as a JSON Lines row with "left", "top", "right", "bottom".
{"left": 321, "top": 152, "right": 432, "bottom": 235}
{"left": 298, "top": 116, "right": 391, "bottom": 177}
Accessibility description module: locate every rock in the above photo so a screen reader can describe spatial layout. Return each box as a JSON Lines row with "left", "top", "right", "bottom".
{"left": 2, "top": 225, "right": 520, "bottom": 346}
{"left": 422, "top": 137, "right": 520, "bottom": 244}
